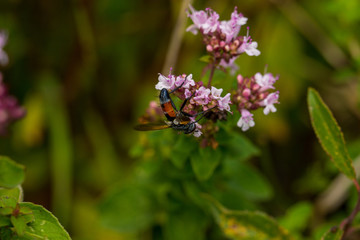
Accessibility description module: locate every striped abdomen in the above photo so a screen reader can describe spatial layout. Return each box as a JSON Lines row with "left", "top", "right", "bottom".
{"left": 159, "top": 88, "right": 176, "bottom": 121}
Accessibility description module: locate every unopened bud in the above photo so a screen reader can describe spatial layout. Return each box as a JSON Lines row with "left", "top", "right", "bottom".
{"left": 258, "top": 93, "right": 266, "bottom": 100}
{"left": 224, "top": 45, "right": 230, "bottom": 52}
{"left": 237, "top": 74, "right": 244, "bottom": 85}
{"left": 242, "top": 88, "right": 251, "bottom": 98}
{"left": 252, "top": 84, "right": 260, "bottom": 92}
{"left": 220, "top": 41, "right": 226, "bottom": 47}
{"left": 206, "top": 45, "right": 213, "bottom": 52}
{"left": 233, "top": 40, "right": 240, "bottom": 47}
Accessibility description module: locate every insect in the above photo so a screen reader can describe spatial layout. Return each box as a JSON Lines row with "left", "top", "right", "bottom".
{"left": 135, "top": 84, "right": 213, "bottom": 134}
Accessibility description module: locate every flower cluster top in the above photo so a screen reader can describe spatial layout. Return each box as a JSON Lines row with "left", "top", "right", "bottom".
{"left": 186, "top": 5, "right": 260, "bottom": 73}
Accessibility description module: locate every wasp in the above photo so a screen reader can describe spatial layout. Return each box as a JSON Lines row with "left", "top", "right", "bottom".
{"left": 135, "top": 83, "right": 213, "bottom": 134}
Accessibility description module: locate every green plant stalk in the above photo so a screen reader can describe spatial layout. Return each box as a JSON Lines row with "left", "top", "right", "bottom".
{"left": 207, "top": 64, "right": 216, "bottom": 88}
{"left": 40, "top": 73, "right": 73, "bottom": 228}
{"left": 340, "top": 180, "right": 360, "bottom": 239}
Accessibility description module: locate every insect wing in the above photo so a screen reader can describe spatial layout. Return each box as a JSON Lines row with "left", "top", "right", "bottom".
{"left": 134, "top": 122, "right": 170, "bottom": 131}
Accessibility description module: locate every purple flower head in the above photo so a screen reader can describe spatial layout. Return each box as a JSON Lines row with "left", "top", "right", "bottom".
{"left": 243, "top": 41, "right": 260, "bottom": 56}
{"left": 202, "top": 9, "right": 219, "bottom": 34}
{"left": 231, "top": 7, "right": 248, "bottom": 28}
{"left": 261, "top": 91, "right": 279, "bottom": 115}
{"left": 155, "top": 73, "right": 175, "bottom": 90}
{"left": 232, "top": 68, "right": 280, "bottom": 131}
{"left": 219, "top": 57, "right": 239, "bottom": 75}
{"left": 187, "top": 6, "right": 260, "bottom": 74}
{"left": 193, "top": 86, "right": 211, "bottom": 105}
{"left": 0, "top": 73, "right": 26, "bottom": 135}
{"left": 0, "top": 31, "right": 9, "bottom": 66}
{"left": 153, "top": 70, "right": 232, "bottom": 139}
{"left": 175, "top": 74, "right": 195, "bottom": 89}
{"left": 186, "top": 5, "right": 209, "bottom": 34}
{"left": 211, "top": 86, "right": 223, "bottom": 100}
{"left": 255, "top": 72, "right": 278, "bottom": 91}
{"left": 217, "top": 93, "right": 232, "bottom": 112}
{"left": 237, "top": 109, "right": 255, "bottom": 131}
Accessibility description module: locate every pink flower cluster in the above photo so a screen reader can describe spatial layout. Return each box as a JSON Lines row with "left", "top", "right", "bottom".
{"left": 0, "top": 31, "right": 26, "bottom": 135}
{"left": 186, "top": 5, "right": 260, "bottom": 74}
{"left": 233, "top": 72, "right": 279, "bottom": 131}
{"left": 155, "top": 71, "right": 231, "bottom": 137}
{"left": 0, "top": 73, "right": 26, "bottom": 135}
{"left": 156, "top": 71, "right": 231, "bottom": 112}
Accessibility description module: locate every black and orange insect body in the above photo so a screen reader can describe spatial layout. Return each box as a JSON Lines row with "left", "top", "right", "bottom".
{"left": 159, "top": 88, "right": 177, "bottom": 121}
{"left": 135, "top": 85, "right": 214, "bottom": 135}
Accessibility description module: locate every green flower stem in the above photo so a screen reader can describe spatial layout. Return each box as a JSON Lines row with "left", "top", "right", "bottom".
{"left": 207, "top": 64, "right": 216, "bottom": 88}
{"left": 340, "top": 180, "right": 360, "bottom": 239}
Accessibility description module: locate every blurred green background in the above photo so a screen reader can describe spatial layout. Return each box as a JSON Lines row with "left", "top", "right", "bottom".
{"left": 0, "top": 0, "right": 360, "bottom": 239}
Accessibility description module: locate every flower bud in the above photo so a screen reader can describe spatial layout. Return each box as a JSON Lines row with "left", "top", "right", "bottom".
{"left": 242, "top": 88, "right": 251, "bottom": 98}
{"left": 237, "top": 74, "right": 244, "bottom": 85}
{"left": 252, "top": 83, "right": 260, "bottom": 92}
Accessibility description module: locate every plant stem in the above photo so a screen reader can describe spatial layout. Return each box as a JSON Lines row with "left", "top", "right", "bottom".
{"left": 207, "top": 64, "right": 216, "bottom": 88}
{"left": 340, "top": 179, "right": 360, "bottom": 239}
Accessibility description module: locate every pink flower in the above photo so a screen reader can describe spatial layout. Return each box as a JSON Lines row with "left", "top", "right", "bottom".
{"left": 231, "top": 7, "right": 248, "bottom": 28}
{"left": 186, "top": 5, "right": 209, "bottom": 34}
{"left": 218, "top": 93, "right": 231, "bottom": 112}
{"left": 155, "top": 73, "right": 175, "bottom": 90}
{"left": 261, "top": 91, "right": 279, "bottom": 115}
{"left": 219, "top": 20, "right": 236, "bottom": 43}
{"left": 193, "top": 122, "right": 203, "bottom": 137}
{"left": 218, "top": 7, "right": 247, "bottom": 43}
{"left": 0, "top": 73, "right": 26, "bottom": 135}
{"left": 210, "top": 86, "right": 223, "bottom": 99}
{"left": 237, "top": 109, "right": 255, "bottom": 131}
{"left": 184, "top": 88, "right": 192, "bottom": 98}
{"left": 0, "top": 31, "right": 9, "bottom": 66}
{"left": 244, "top": 41, "right": 260, "bottom": 56}
{"left": 254, "top": 73, "right": 277, "bottom": 91}
{"left": 193, "top": 86, "right": 211, "bottom": 105}
{"left": 202, "top": 9, "right": 219, "bottom": 34}
{"left": 219, "top": 57, "right": 239, "bottom": 75}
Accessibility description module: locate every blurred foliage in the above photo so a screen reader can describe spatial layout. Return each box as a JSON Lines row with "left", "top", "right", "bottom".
{"left": 0, "top": 0, "right": 359, "bottom": 239}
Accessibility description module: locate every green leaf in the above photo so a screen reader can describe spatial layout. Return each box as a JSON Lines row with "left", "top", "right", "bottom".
{"left": 0, "top": 156, "right": 25, "bottom": 188}
{"left": 19, "top": 202, "right": 71, "bottom": 239}
{"left": 199, "top": 55, "right": 211, "bottom": 63}
{"left": 0, "top": 228, "right": 13, "bottom": 239}
{"left": 190, "top": 147, "right": 221, "bottom": 181}
{"left": 0, "top": 207, "right": 13, "bottom": 215}
{"left": 205, "top": 195, "right": 294, "bottom": 240}
{"left": 11, "top": 215, "right": 27, "bottom": 236}
{"left": 218, "top": 211, "right": 293, "bottom": 240}
{"left": 0, "top": 196, "right": 17, "bottom": 209}
{"left": 216, "top": 128, "right": 260, "bottom": 161}
{"left": 223, "top": 161, "right": 273, "bottom": 201}
{"left": 0, "top": 186, "right": 23, "bottom": 202}
{"left": 307, "top": 88, "right": 356, "bottom": 180}
{"left": 171, "top": 135, "right": 196, "bottom": 168}
{"left": 279, "top": 202, "right": 312, "bottom": 233}
{"left": 164, "top": 207, "right": 208, "bottom": 240}
{"left": 321, "top": 227, "right": 343, "bottom": 240}
{"left": 0, "top": 215, "right": 11, "bottom": 227}
{"left": 99, "top": 185, "right": 156, "bottom": 233}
